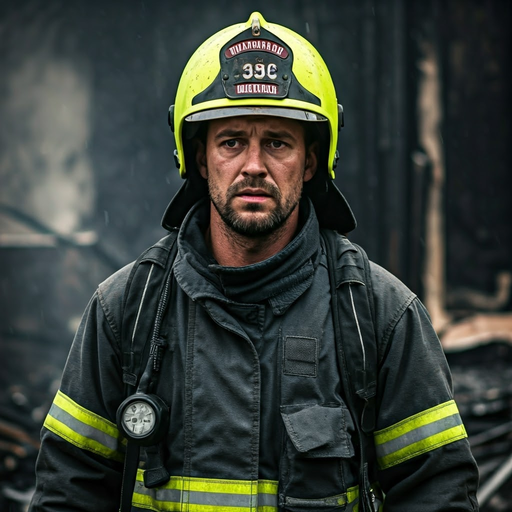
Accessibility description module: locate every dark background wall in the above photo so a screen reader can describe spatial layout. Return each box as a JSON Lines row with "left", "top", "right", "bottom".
{"left": 0, "top": 0, "right": 510, "bottom": 508}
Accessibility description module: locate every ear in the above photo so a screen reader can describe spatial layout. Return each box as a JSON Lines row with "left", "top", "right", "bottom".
{"left": 195, "top": 139, "right": 208, "bottom": 179}
{"left": 304, "top": 141, "right": 318, "bottom": 182}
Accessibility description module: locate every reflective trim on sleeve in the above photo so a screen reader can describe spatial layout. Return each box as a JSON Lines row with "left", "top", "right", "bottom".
{"left": 43, "top": 390, "right": 125, "bottom": 462}
{"left": 374, "top": 399, "right": 467, "bottom": 470}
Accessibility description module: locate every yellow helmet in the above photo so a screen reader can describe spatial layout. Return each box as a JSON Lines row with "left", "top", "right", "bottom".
{"left": 163, "top": 11, "right": 356, "bottom": 232}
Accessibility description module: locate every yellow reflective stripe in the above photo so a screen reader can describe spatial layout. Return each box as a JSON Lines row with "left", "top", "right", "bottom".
{"left": 132, "top": 472, "right": 371, "bottom": 512}
{"left": 43, "top": 390, "right": 125, "bottom": 462}
{"left": 347, "top": 486, "right": 359, "bottom": 511}
{"left": 374, "top": 400, "right": 467, "bottom": 469}
{"left": 133, "top": 472, "right": 278, "bottom": 511}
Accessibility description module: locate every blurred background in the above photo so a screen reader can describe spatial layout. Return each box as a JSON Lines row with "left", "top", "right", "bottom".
{"left": 0, "top": 0, "right": 510, "bottom": 509}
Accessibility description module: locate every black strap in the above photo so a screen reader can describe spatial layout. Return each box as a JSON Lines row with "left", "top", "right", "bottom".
{"left": 119, "top": 230, "right": 179, "bottom": 511}
{"left": 322, "top": 230, "right": 378, "bottom": 512}
{"left": 143, "top": 444, "right": 171, "bottom": 488}
{"left": 120, "top": 443, "right": 140, "bottom": 512}
{"left": 121, "top": 230, "right": 179, "bottom": 396}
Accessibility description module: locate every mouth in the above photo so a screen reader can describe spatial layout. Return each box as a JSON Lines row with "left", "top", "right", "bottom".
{"left": 236, "top": 188, "right": 273, "bottom": 203}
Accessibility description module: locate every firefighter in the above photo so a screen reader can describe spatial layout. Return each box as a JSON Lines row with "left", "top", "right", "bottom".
{"left": 29, "top": 12, "right": 479, "bottom": 511}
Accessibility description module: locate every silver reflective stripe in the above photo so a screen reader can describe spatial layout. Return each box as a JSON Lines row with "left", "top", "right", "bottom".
{"left": 134, "top": 482, "right": 180, "bottom": 503}
{"left": 183, "top": 490, "right": 257, "bottom": 508}
{"left": 49, "top": 402, "right": 121, "bottom": 453}
{"left": 374, "top": 400, "right": 467, "bottom": 469}
{"left": 257, "top": 491, "right": 277, "bottom": 508}
{"left": 132, "top": 475, "right": 279, "bottom": 511}
{"left": 132, "top": 474, "right": 367, "bottom": 511}
{"left": 376, "top": 413, "right": 463, "bottom": 459}
{"left": 134, "top": 484, "right": 262, "bottom": 508}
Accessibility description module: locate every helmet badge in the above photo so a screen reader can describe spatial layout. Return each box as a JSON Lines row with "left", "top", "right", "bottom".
{"left": 220, "top": 25, "right": 293, "bottom": 101}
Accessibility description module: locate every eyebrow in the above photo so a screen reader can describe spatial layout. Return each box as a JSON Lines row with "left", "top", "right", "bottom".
{"left": 213, "top": 129, "right": 246, "bottom": 140}
{"left": 212, "top": 128, "right": 298, "bottom": 141}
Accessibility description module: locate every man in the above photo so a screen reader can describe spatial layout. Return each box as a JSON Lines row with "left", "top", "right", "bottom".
{"left": 30, "top": 12, "right": 479, "bottom": 511}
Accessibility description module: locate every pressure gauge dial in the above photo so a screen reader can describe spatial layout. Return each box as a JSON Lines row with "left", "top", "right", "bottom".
{"left": 123, "top": 400, "right": 155, "bottom": 436}
{"left": 117, "top": 394, "right": 169, "bottom": 446}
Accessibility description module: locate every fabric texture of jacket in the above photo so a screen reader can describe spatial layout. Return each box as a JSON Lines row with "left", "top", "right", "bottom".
{"left": 29, "top": 199, "right": 479, "bottom": 511}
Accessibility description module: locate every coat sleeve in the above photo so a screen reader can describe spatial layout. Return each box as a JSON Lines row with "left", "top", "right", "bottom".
{"left": 29, "top": 264, "right": 133, "bottom": 512}
{"left": 370, "top": 263, "right": 479, "bottom": 511}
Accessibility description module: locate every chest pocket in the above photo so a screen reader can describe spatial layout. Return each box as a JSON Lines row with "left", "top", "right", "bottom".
{"left": 279, "top": 333, "right": 357, "bottom": 511}
{"left": 279, "top": 403, "right": 356, "bottom": 511}
{"left": 281, "top": 404, "right": 354, "bottom": 459}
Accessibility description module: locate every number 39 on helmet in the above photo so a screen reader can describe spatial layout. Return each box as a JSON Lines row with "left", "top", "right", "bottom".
{"left": 164, "top": 11, "right": 356, "bottom": 233}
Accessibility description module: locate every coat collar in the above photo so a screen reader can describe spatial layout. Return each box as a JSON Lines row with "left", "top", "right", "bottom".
{"left": 173, "top": 198, "right": 321, "bottom": 315}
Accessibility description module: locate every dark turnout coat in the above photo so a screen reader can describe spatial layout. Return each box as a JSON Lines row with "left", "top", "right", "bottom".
{"left": 30, "top": 201, "right": 479, "bottom": 511}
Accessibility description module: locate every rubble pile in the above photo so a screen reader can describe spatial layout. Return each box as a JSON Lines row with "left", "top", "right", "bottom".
{"left": 0, "top": 387, "right": 43, "bottom": 511}
{"left": 447, "top": 341, "right": 512, "bottom": 511}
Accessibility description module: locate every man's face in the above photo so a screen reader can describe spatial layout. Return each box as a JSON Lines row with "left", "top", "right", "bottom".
{"left": 196, "top": 115, "right": 317, "bottom": 237}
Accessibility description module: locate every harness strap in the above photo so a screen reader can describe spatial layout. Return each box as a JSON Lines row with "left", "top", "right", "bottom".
{"left": 119, "top": 230, "right": 179, "bottom": 512}
{"left": 120, "top": 443, "right": 140, "bottom": 512}
{"left": 322, "top": 230, "right": 378, "bottom": 512}
{"left": 121, "top": 230, "right": 179, "bottom": 396}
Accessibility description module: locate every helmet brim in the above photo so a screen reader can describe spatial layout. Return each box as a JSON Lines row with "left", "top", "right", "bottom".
{"left": 185, "top": 106, "right": 328, "bottom": 123}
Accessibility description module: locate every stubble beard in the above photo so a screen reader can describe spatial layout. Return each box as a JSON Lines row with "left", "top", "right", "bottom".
{"left": 208, "top": 176, "right": 303, "bottom": 238}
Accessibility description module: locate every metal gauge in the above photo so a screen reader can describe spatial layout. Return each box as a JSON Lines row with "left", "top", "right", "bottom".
{"left": 123, "top": 400, "right": 155, "bottom": 436}
{"left": 117, "top": 394, "right": 169, "bottom": 446}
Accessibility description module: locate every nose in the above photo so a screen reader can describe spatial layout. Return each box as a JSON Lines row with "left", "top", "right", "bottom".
{"left": 241, "top": 142, "right": 267, "bottom": 177}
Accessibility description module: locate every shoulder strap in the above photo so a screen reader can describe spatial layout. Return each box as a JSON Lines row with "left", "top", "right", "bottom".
{"left": 321, "top": 229, "right": 379, "bottom": 512}
{"left": 120, "top": 229, "right": 179, "bottom": 396}
{"left": 118, "top": 230, "right": 179, "bottom": 512}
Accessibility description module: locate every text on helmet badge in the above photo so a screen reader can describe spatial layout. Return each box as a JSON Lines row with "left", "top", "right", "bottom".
{"left": 220, "top": 28, "right": 293, "bottom": 100}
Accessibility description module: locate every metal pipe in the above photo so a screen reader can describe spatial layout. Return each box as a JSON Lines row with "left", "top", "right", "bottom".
{"left": 470, "top": 420, "right": 512, "bottom": 448}
{"left": 478, "top": 452, "right": 512, "bottom": 506}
